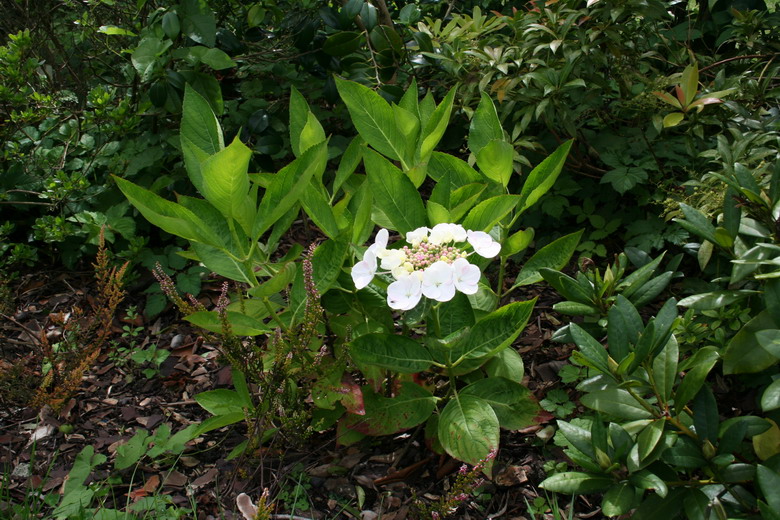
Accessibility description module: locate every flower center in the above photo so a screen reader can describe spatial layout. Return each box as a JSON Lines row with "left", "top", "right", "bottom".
{"left": 401, "top": 242, "right": 467, "bottom": 271}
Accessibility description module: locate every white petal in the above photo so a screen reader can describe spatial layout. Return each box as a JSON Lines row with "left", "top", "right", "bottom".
{"left": 387, "top": 274, "right": 423, "bottom": 310}
{"left": 351, "top": 251, "right": 377, "bottom": 289}
{"left": 467, "top": 230, "right": 501, "bottom": 258}
{"left": 406, "top": 226, "right": 430, "bottom": 246}
{"left": 380, "top": 249, "right": 407, "bottom": 269}
{"left": 450, "top": 224, "right": 468, "bottom": 242}
{"left": 453, "top": 258, "right": 480, "bottom": 295}
{"left": 421, "top": 261, "right": 455, "bottom": 299}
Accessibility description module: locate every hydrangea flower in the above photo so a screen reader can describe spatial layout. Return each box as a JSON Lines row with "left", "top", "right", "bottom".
{"left": 351, "top": 225, "right": 500, "bottom": 310}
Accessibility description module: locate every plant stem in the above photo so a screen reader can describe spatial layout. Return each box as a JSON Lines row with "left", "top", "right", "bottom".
{"left": 263, "top": 297, "right": 290, "bottom": 335}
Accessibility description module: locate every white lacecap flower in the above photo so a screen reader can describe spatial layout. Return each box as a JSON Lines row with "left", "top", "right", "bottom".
{"left": 351, "top": 249, "right": 377, "bottom": 289}
{"left": 467, "top": 230, "right": 501, "bottom": 258}
{"left": 452, "top": 257, "right": 480, "bottom": 294}
{"left": 421, "top": 260, "right": 456, "bottom": 302}
{"left": 387, "top": 272, "right": 423, "bottom": 310}
{"left": 367, "top": 228, "right": 389, "bottom": 256}
{"left": 429, "top": 223, "right": 468, "bottom": 245}
{"left": 391, "top": 262, "right": 414, "bottom": 279}
{"left": 406, "top": 226, "right": 430, "bottom": 246}
{"left": 379, "top": 248, "right": 407, "bottom": 270}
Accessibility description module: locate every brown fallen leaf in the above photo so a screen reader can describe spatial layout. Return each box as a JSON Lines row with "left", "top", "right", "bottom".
{"left": 129, "top": 474, "right": 160, "bottom": 502}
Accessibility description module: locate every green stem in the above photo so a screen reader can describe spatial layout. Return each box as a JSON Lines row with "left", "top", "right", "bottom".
{"left": 497, "top": 254, "right": 507, "bottom": 300}
{"left": 262, "top": 297, "right": 290, "bottom": 335}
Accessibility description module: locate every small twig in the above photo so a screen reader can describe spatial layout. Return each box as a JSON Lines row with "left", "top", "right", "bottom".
{"left": 699, "top": 53, "right": 777, "bottom": 73}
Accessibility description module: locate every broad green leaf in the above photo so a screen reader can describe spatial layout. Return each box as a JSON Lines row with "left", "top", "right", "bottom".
{"left": 652, "top": 335, "right": 678, "bottom": 402}
{"left": 199, "top": 136, "right": 253, "bottom": 233}
{"left": 363, "top": 149, "right": 426, "bottom": 233}
{"left": 289, "top": 87, "right": 325, "bottom": 157}
{"left": 335, "top": 78, "right": 408, "bottom": 166}
{"left": 602, "top": 482, "right": 635, "bottom": 517}
{"left": 181, "top": 84, "right": 223, "bottom": 157}
{"left": 180, "top": 0, "right": 216, "bottom": 47}
{"left": 311, "top": 238, "right": 348, "bottom": 294}
{"left": 190, "top": 412, "right": 244, "bottom": 437}
{"left": 333, "top": 136, "right": 364, "bottom": 196}
{"left": 426, "top": 200, "right": 450, "bottom": 225}
{"left": 180, "top": 71, "right": 223, "bottom": 114}
{"left": 115, "top": 430, "right": 150, "bottom": 470}
{"left": 254, "top": 141, "right": 328, "bottom": 239}
{"left": 675, "top": 346, "right": 719, "bottom": 412}
{"left": 516, "top": 140, "right": 573, "bottom": 214}
{"left": 301, "top": 182, "right": 340, "bottom": 239}
{"left": 248, "top": 262, "right": 296, "bottom": 298}
{"left": 600, "top": 166, "right": 648, "bottom": 194}
{"left": 199, "top": 47, "right": 235, "bottom": 69}
{"left": 569, "top": 323, "right": 610, "bottom": 374}
{"left": 194, "top": 389, "right": 246, "bottom": 416}
{"left": 753, "top": 418, "right": 780, "bottom": 460}
{"left": 468, "top": 92, "right": 503, "bottom": 155}
{"left": 581, "top": 389, "right": 653, "bottom": 420}
{"left": 757, "top": 465, "right": 780, "bottom": 512}
{"left": 539, "top": 268, "right": 594, "bottom": 303}
{"left": 692, "top": 386, "right": 718, "bottom": 443}
{"left": 191, "top": 242, "right": 254, "bottom": 284}
{"left": 343, "top": 383, "right": 436, "bottom": 436}
{"left": 502, "top": 228, "right": 534, "bottom": 256}
{"left": 723, "top": 311, "right": 780, "bottom": 374}
{"left": 436, "top": 293, "right": 475, "bottom": 336}
{"left": 557, "top": 421, "right": 594, "bottom": 458}
{"left": 674, "top": 203, "right": 717, "bottom": 244}
{"left": 681, "top": 63, "right": 698, "bottom": 106}
{"left": 476, "top": 139, "right": 514, "bottom": 186}
{"left": 460, "top": 378, "right": 537, "bottom": 430}
{"left": 513, "top": 230, "right": 583, "bottom": 287}
{"left": 180, "top": 134, "right": 210, "bottom": 194}
{"left": 761, "top": 379, "right": 780, "bottom": 411}
{"left": 629, "top": 272, "right": 673, "bottom": 308}
{"left": 438, "top": 394, "right": 499, "bottom": 467}
{"left": 185, "top": 310, "right": 270, "bottom": 336}
{"left": 114, "top": 176, "right": 222, "bottom": 248}
{"left": 663, "top": 112, "right": 684, "bottom": 127}
{"left": 678, "top": 290, "right": 759, "bottom": 310}
{"left": 451, "top": 299, "right": 535, "bottom": 370}
{"left": 540, "top": 472, "right": 613, "bottom": 494}
{"left": 322, "top": 31, "right": 363, "bottom": 56}
{"left": 428, "top": 152, "right": 482, "bottom": 187}
{"left": 461, "top": 194, "right": 520, "bottom": 232}
{"left": 607, "top": 295, "right": 642, "bottom": 362}
{"left": 484, "top": 348, "right": 524, "bottom": 383}
{"left": 392, "top": 104, "right": 419, "bottom": 169}
{"left": 632, "top": 488, "right": 686, "bottom": 520}
{"left": 131, "top": 36, "right": 172, "bottom": 81}
{"left": 552, "top": 301, "right": 601, "bottom": 315}
{"left": 637, "top": 420, "right": 665, "bottom": 461}
{"left": 419, "top": 86, "right": 456, "bottom": 161}
{"left": 629, "top": 470, "right": 668, "bottom": 498}
{"left": 350, "top": 333, "right": 433, "bottom": 373}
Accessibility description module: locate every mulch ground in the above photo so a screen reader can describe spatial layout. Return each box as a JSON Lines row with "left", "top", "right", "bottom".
{"left": 0, "top": 265, "right": 597, "bottom": 520}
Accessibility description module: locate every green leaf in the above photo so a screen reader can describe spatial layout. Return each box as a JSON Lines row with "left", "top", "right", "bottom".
{"left": 333, "top": 136, "right": 364, "bottom": 196}
{"left": 198, "top": 48, "right": 235, "bottom": 70}
{"left": 254, "top": 141, "right": 328, "bottom": 239}
{"left": 637, "top": 420, "right": 665, "bottom": 461}
{"left": 629, "top": 272, "right": 673, "bottom": 308}
{"left": 652, "top": 335, "right": 679, "bottom": 402}
{"left": 190, "top": 412, "right": 244, "bottom": 437}
{"left": 344, "top": 383, "right": 436, "bottom": 436}
{"left": 438, "top": 394, "right": 499, "bottom": 468}
{"left": 675, "top": 346, "right": 719, "bottom": 412}
{"left": 513, "top": 230, "right": 583, "bottom": 287}
{"left": 301, "top": 182, "right": 340, "bottom": 239}
{"left": 350, "top": 333, "right": 433, "bottom": 373}
{"left": 540, "top": 472, "right": 613, "bottom": 494}
{"left": 602, "top": 482, "right": 635, "bottom": 517}
{"left": 419, "top": 86, "right": 456, "bottom": 161}
{"left": 723, "top": 311, "right": 780, "bottom": 374}
{"left": 569, "top": 323, "right": 610, "bottom": 374}
{"left": 114, "top": 176, "right": 222, "bottom": 248}
{"left": 436, "top": 293, "right": 475, "bottom": 336}
{"left": 451, "top": 299, "right": 535, "bottom": 370}
{"left": 757, "top": 465, "right": 780, "bottom": 512}
{"left": 581, "top": 389, "right": 653, "bottom": 420}
{"left": 323, "top": 31, "right": 363, "bottom": 56}
{"left": 663, "top": 112, "right": 685, "bottom": 127}
{"left": 428, "top": 152, "right": 482, "bottom": 187}
{"left": 468, "top": 92, "right": 503, "bottom": 155}
{"left": 476, "top": 139, "right": 514, "bottom": 186}
{"left": 678, "top": 290, "right": 759, "bottom": 310}
{"left": 629, "top": 470, "right": 668, "bottom": 498}
{"left": 539, "top": 268, "right": 594, "bottom": 303}
{"left": 181, "top": 84, "right": 223, "bottom": 157}
{"left": 115, "top": 430, "right": 150, "bottom": 470}
{"left": 484, "top": 348, "right": 525, "bottom": 383}
{"left": 552, "top": 301, "right": 601, "bottom": 315}
{"left": 607, "top": 295, "right": 643, "bottom": 362}
{"left": 194, "top": 389, "right": 246, "bottom": 415}
{"left": 461, "top": 378, "right": 538, "bottom": 430}
{"left": 131, "top": 36, "right": 172, "bottom": 81}
{"left": 681, "top": 63, "right": 699, "bottom": 106}
{"left": 185, "top": 309, "right": 270, "bottom": 336}
{"left": 516, "top": 140, "right": 573, "bottom": 214}
{"left": 600, "top": 167, "right": 648, "bottom": 194}
{"left": 180, "top": 0, "right": 216, "bottom": 47}
{"left": 761, "top": 379, "right": 780, "bottom": 412}
{"left": 460, "top": 194, "right": 520, "bottom": 232}
{"left": 502, "top": 228, "right": 534, "bottom": 256}
{"left": 674, "top": 203, "right": 717, "bottom": 244}
{"left": 190, "top": 242, "right": 254, "bottom": 284}
{"left": 311, "top": 238, "right": 348, "bottom": 294}
{"left": 363, "top": 149, "right": 426, "bottom": 233}
{"left": 199, "top": 136, "right": 253, "bottom": 232}
{"left": 692, "top": 386, "right": 718, "bottom": 443}
{"left": 99, "top": 25, "right": 137, "bottom": 36}
{"left": 335, "top": 78, "right": 408, "bottom": 166}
